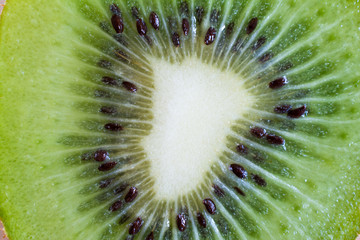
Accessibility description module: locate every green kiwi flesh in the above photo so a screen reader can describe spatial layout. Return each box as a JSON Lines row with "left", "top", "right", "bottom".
{"left": 1, "top": 0, "right": 360, "bottom": 239}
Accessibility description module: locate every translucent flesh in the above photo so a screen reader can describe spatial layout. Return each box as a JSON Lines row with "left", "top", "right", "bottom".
{"left": 1, "top": 0, "right": 360, "bottom": 239}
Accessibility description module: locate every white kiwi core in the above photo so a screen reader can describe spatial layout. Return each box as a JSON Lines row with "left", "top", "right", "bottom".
{"left": 141, "top": 57, "right": 254, "bottom": 200}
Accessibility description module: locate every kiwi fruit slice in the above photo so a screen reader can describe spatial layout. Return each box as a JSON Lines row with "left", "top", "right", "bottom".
{"left": 1, "top": 0, "right": 360, "bottom": 239}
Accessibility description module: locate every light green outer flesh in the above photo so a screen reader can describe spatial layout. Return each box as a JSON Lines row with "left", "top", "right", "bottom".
{"left": 0, "top": 1, "right": 89, "bottom": 239}
{"left": 1, "top": 0, "right": 360, "bottom": 239}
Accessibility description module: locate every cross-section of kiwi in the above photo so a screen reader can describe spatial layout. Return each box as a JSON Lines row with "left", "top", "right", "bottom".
{"left": 1, "top": 0, "right": 360, "bottom": 239}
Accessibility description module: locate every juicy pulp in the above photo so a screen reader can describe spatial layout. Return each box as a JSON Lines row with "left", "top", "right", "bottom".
{"left": 1, "top": 0, "right": 360, "bottom": 239}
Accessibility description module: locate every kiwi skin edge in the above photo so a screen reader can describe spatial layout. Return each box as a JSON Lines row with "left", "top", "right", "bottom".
{"left": 0, "top": 4, "right": 6, "bottom": 238}
{"left": 0, "top": 11, "right": 7, "bottom": 240}
{"left": 0, "top": 0, "right": 4, "bottom": 15}
{"left": 0, "top": 220, "right": 8, "bottom": 240}
{"left": 1, "top": 1, "right": 8, "bottom": 239}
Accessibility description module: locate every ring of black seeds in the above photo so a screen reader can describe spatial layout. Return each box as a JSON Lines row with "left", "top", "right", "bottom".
{"left": 63, "top": 2, "right": 318, "bottom": 237}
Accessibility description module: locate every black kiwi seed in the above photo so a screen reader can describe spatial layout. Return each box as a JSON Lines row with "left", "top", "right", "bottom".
{"left": 149, "top": 12, "right": 160, "bottom": 30}
{"left": 246, "top": 17, "right": 258, "bottom": 34}
{"left": 230, "top": 164, "right": 248, "bottom": 179}
{"left": 104, "top": 123, "right": 123, "bottom": 131}
{"left": 234, "top": 187, "right": 246, "bottom": 196}
{"left": 122, "top": 81, "right": 137, "bottom": 93}
{"left": 99, "top": 179, "right": 112, "bottom": 189}
{"left": 269, "top": 76, "right": 288, "bottom": 89}
{"left": 203, "top": 198, "right": 216, "bottom": 215}
{"left": 176, "top": 213, "right": 187, "bottom": 232}
{"left": 274, "top": 104, "right": 292, "bottom": 114}
{"left": 287, "top": 105, "right": 307, "bottom": 118}
{"left": 109, "top": 200, "right": 123, "bottom": 212}
{"left": 125, "top": 187, "right": 138, "bottom": 202}
{"left": 172, "top": 33, "right": 180, "bottom": 47}
{"left": 182, "top": 19, "right": 190, "bottom": 36}
{"left": 252, "top": 36, "right": 267, "bottom": 50}
{"left": 129, "top": 217, "right": 143, "bottom": 235}
{"left": 100, "top": 106, "right": 117, "bottom": 114}
{"left": 136, "top": 19, "right": 147, "bottom": 36}
{"left": 251, "top": 174, "right": 267, "bottom": 187}
{"left": 195, "top": 6, "right": 204, "bottom": 24}
{"left": 110, "top": 4, "right": 121, "bottom": 16}
{"left": 196, "top": 212, "right": 206, "bottom": 228}
{"left": 98, "top": 161, "right": 117, "bottom": 171}
{"left": 145, "top": 232, "right": 154, "bottom": 240}
{"left": 102, "top": 76, "right": 118, "bottom": 86}
{"left": 204, "top": 27, "right": 216, "bottom": 45}
{"left": 225, "top": 22, "right": 235, "bottom": 37}
{"left": 236, "top": 144, "right": 248, "bottom": 154}
{"left": 213, "top": 184, "right": 225, "bottom": 197}
{"left": 94, "top": 149, "right": 109, "bottom": 162}
{"left": 266, "top": 134, "right": 285, "bottom": 145}
{"left": 250, "top": 127, "right": 266, "bottom": 138}
{"left": 259, "top": 53, "right": 273, "bottom": 63}
{"left": 131, "top": 6, "right": 139, "bottom": 19}
{"left": 111, "top": 14, "right": 124, "bottom": 34}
